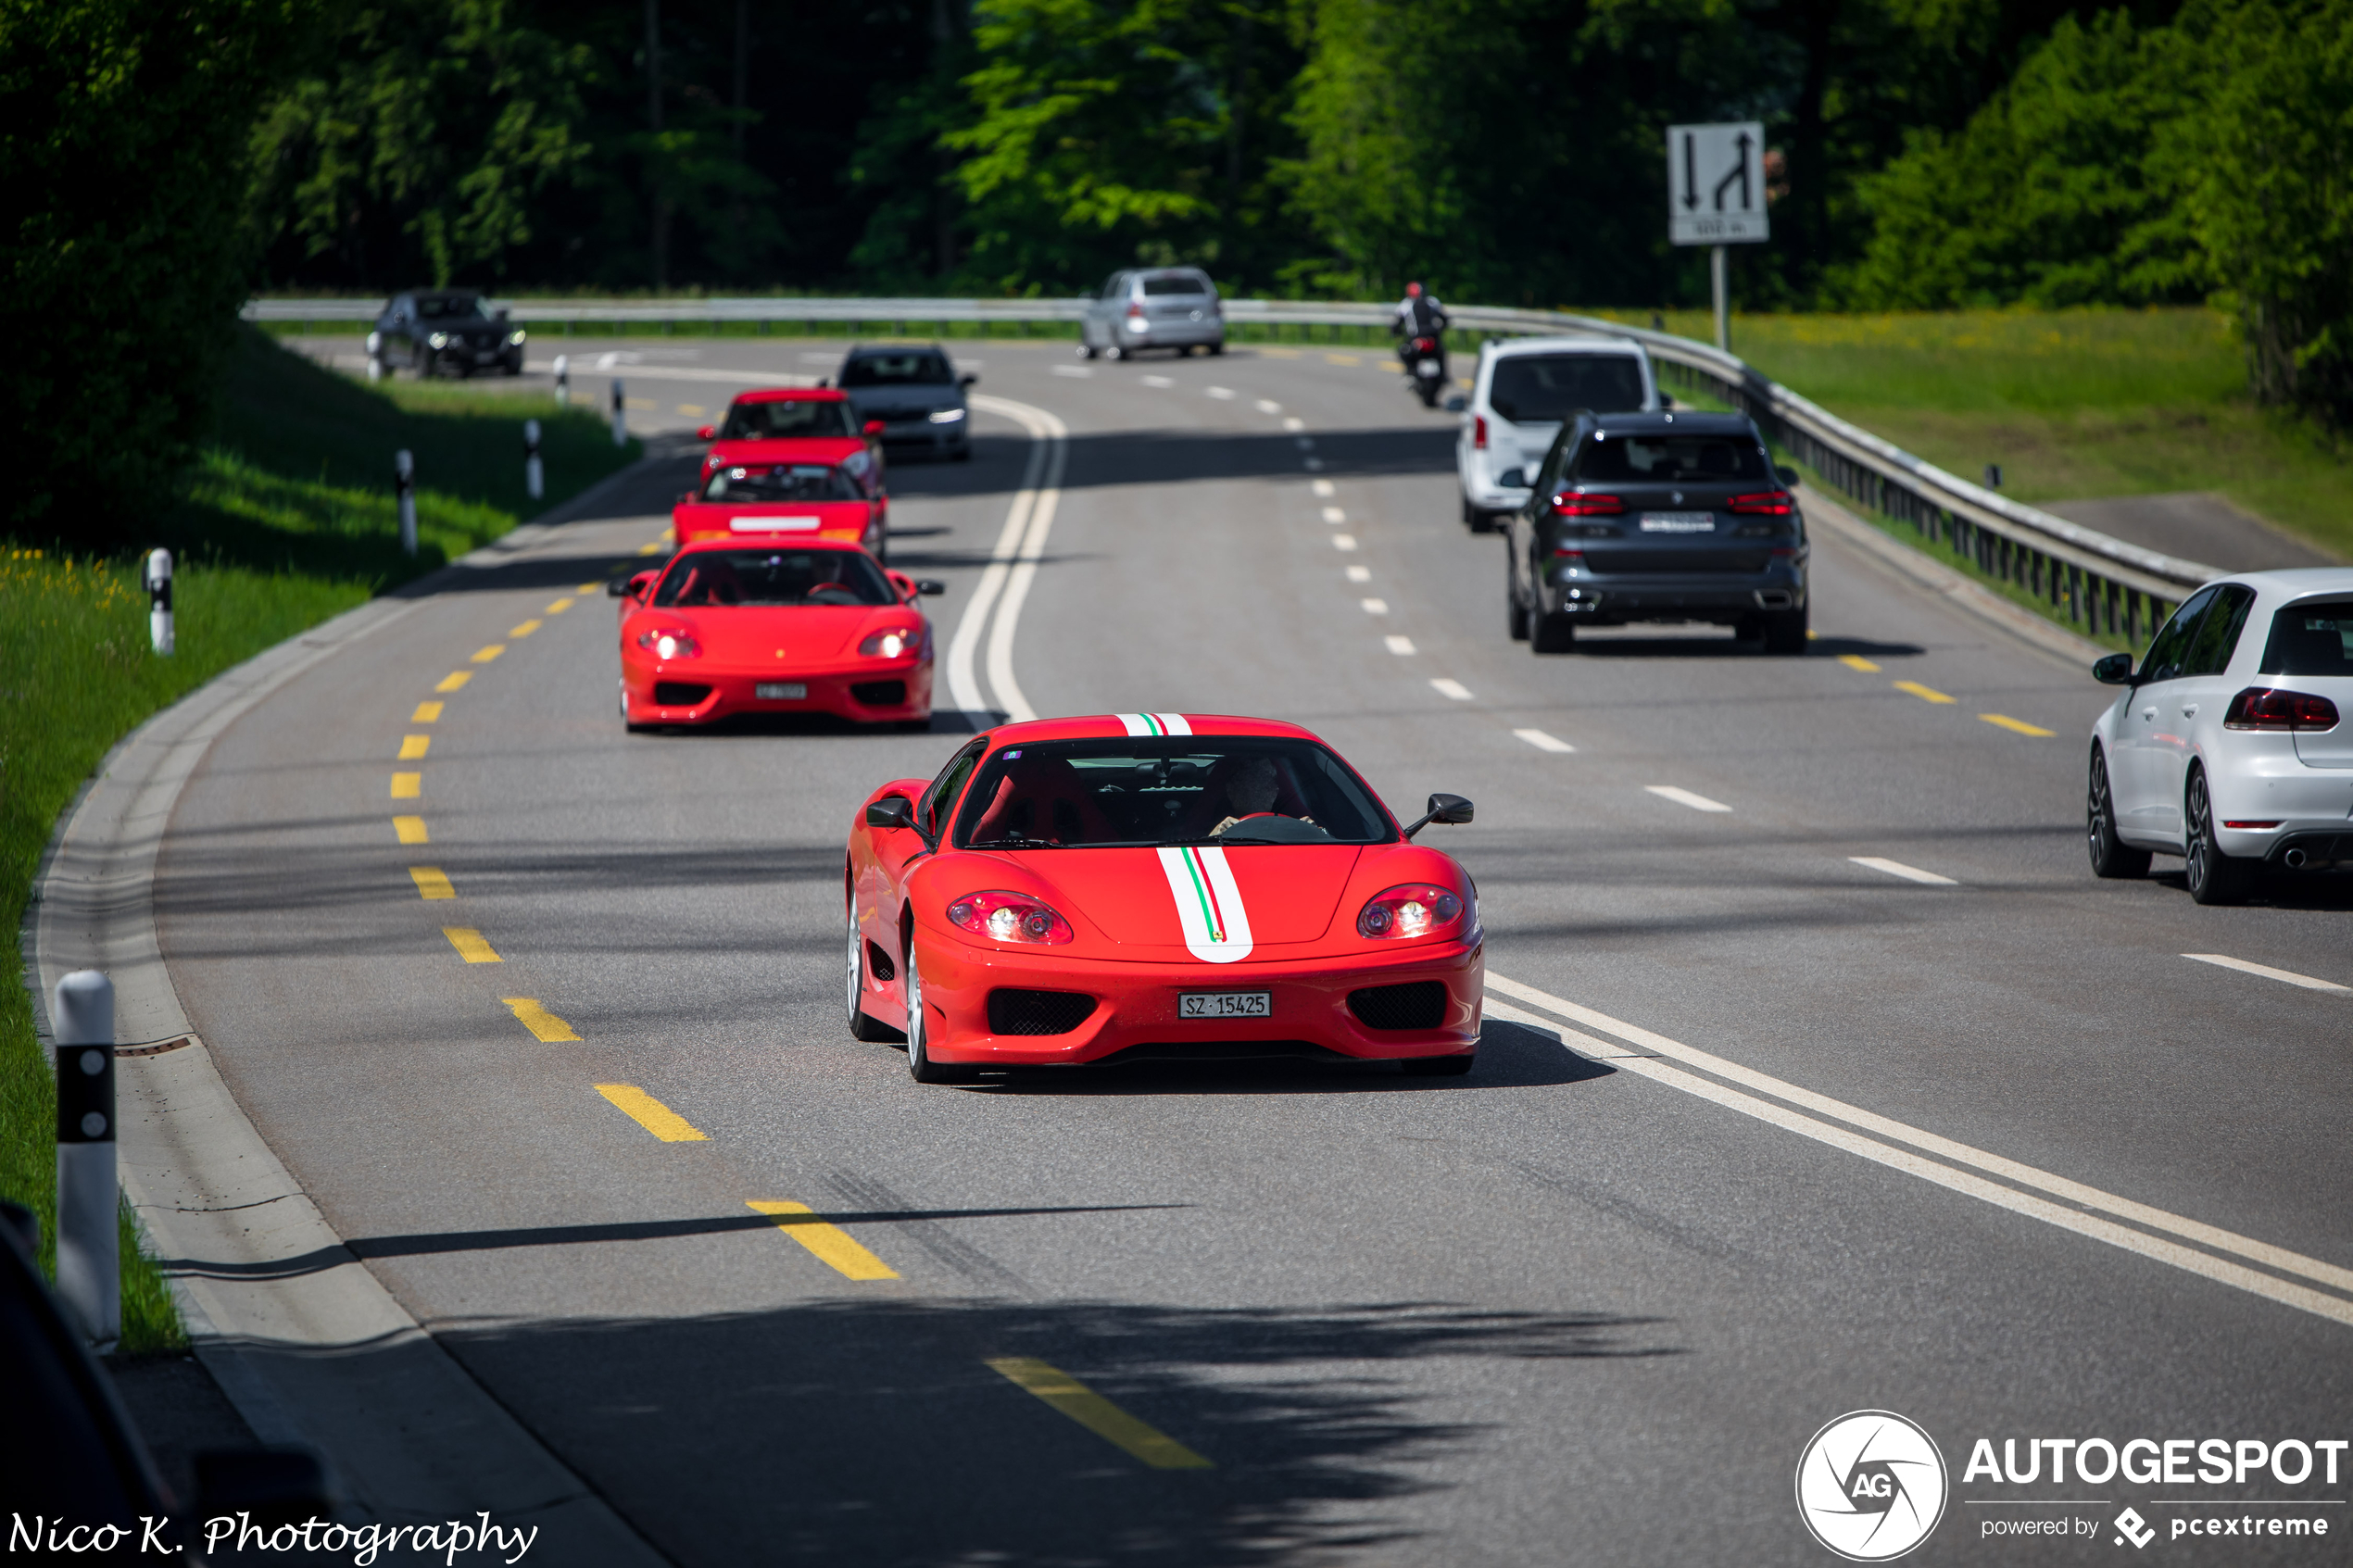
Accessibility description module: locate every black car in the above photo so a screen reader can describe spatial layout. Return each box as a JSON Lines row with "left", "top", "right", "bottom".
{"left": 836, "top": 344, "right": 976, "bottom": 460}
{"left": 1504, "top": 410, "right": 1810, "bottom": 653}
{"left": 371, "top": 290, "right": 525, "bottom": 378}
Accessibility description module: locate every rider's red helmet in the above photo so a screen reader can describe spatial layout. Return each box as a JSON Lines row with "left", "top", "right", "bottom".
{"left": 1405, "top": 282, "right": 1424, "bottom": 296}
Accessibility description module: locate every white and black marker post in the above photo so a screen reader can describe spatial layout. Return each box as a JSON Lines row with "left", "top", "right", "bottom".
{"left": 610, "top": 377, "right": 627, "bottom": 447}
{"left": 395, "top": 448, "right": 417, "bottom": 557}
{"left": 552, "top": 352, "right": 569, "bottom": 406}
{"left": 145, "top": 547, "right": 173, "bottom": 656}
{"left": 524, "top": 419, "right": 544, "bottom": 501}
{"left": 366, "top": 331, "right": 384, "bottom": 383}
{"left": 53, "top": 971, "right": 119, "bottom": 1351}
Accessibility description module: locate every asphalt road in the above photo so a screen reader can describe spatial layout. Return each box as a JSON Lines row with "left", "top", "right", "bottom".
{"left": 172, "top": 337, "right": 2353, "bottom": 1565}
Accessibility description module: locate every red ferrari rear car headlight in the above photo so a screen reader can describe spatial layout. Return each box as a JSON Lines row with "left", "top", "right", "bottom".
{"left": 947, "top": 891, "right": 1074, "bottom": 946}
{"left": 859, "top": 626, "right": 921, "bottom": 659}
{"left": 635, "top": 629, "right": 700, "bottom": 659}
{"left": 1357, "top": 884, "right": 1466, "bottom": 940}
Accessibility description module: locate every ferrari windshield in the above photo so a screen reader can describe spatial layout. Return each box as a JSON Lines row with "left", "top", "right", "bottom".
{"left": 718, "top": 399, "right": 858, "bottom": 440}
{"left": 952, "top": 737, "right": 1394, "bottom": 849}
{"left": 652, "top": 549, "right": 893, "bottom": 608}
{"left": 700, "top": 464, "right": 860, "bottom": 503}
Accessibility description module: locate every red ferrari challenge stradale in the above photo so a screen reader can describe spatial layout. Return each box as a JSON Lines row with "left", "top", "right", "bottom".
{"left": 845, "top": 714, "right": 1482, "bottom": 1083}
{"left": 616, "top": 538, "right": 943, "bottom": 731}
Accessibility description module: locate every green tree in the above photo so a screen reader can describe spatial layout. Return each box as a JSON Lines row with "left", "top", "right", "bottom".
{"left": 1, "top": 0, "right": 310, "bottom": 546}
{"left": 248, "top": 0, "right": 597, "bottom": 287}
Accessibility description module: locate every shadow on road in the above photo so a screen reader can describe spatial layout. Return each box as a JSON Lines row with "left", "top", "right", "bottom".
{"left": 423, "top": 1295, "right": 1675, "bottom": 1566}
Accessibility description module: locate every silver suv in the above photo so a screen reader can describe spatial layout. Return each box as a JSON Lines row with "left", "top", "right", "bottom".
{"left": 1457, "top": 335, "right": 1658, "bottom": 532}
{"left": 1079, "top": 269, "right": 1225, "bottom": 359}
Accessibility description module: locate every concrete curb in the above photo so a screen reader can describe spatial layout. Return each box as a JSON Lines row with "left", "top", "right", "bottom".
{"left": 1804, "top": 486, "right": 2111, "bottom": 671}
{"left": 31, "top": 508, "right": 670, "bottom": 1562}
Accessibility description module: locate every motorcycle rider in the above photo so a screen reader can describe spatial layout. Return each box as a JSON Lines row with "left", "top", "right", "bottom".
{"left": 1390, "top": 282, "right": 1450, "bottom": 395}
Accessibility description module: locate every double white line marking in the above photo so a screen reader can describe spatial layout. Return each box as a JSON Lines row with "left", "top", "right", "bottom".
{"left": 946, "top": 395, "right": 1069, "bottom": 723}
{"left": 1486, "top": 972, "right": 2353, "bottom": 1329}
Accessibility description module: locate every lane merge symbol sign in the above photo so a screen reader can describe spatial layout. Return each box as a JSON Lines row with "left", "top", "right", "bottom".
{"left": 1667, "top": 121, "right": 1769, "bottom": 245}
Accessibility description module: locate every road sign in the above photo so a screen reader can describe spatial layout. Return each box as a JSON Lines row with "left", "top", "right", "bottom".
{"left": 1667, "top": 122, "right": 1768, "bottom": 245}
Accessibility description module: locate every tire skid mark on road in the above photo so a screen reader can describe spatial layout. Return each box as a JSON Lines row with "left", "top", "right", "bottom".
{"left": 1486, "top": 976, "right": 2353, "bottom": 1325}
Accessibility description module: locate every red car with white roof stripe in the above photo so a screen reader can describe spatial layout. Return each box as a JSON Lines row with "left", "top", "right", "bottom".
{"left": 686, "top": 387, "right": 890, "bottom": 556}
{"left": 845, "top": 713, "right": 1482, "bottom": 1082}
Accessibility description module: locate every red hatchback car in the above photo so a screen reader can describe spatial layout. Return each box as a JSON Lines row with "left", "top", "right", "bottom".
{"left": 845, "top": 714, "right": 1482, "bottom": 1082}
{"left": 617, "top": 538, "right": 942, "bottom": 731}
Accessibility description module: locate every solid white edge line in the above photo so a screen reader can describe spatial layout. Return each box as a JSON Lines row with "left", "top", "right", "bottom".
{"left": 945, "top": 395, "right": 1060, "bottom": 721}
{"left": 1645, "top": 784, "right": 1732, "bottom": 812}
{"left": 983, "top": 404, "right": 1071, "bottom": 725}
{"left": 1480, "top": 997, "right": 2353, "bottom": 1328}
{"left": 1483, "top": 973, "right": 2353, "bottom": 1306}
{"left": 2183, "top": 953, "right": 2350, "bottom": 993}
{"left": 1849, "top": 856, "right": 1959, "bottom": 886}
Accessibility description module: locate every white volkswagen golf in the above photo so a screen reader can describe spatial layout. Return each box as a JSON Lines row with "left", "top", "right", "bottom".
{"left": 2087, "top": 569, "right": 2353, "bottom": 903}
{"left": 1456, "top": 335, "right": 1658, "bottom": 532}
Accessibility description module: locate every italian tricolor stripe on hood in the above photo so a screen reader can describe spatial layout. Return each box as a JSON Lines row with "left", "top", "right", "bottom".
{"left": 1154, "top": 846, "right": 1253, "bottom": 962}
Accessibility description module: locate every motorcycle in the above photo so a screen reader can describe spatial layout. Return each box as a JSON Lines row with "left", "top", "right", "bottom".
{"left": 1399, "top": 332, "right": 1447, "bottom": 407}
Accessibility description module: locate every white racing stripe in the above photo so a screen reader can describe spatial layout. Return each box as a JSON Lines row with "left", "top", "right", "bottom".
{"left": 1484, "top": 975, "right": 2353, "bottom": 1326}
{"left": 1115, "top": 713, "right": 1193, "bottom": 737}
{"left": 1155, "top": 846, "right": 1252, "bottom": 962}
{"left": 2183, "top": 953, "right": 2349, "bottom": 993}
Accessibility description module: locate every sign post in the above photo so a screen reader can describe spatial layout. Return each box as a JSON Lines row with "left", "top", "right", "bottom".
{"left": 1667, "top": 122, "right": 1769, "bottom": 352}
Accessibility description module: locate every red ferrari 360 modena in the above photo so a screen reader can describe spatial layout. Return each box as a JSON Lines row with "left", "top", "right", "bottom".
{"left": 845, "top": 714, "right": 1482, "bottom": 1082}
{"left": 697, "top": 387, "right": 880, "bottom": 483}
{"left": 616, "top": 538, "right": 942, "bottom": 730}
{"left": 686, "top": 388, "right": 890, "bottom": 555}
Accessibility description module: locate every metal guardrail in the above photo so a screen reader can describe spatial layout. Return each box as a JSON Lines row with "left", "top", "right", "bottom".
{"left": 248, "top": 294, "right": 2213, "bottom": 642}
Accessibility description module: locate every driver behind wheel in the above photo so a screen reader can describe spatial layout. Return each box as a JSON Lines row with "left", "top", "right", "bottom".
{"left": 1207, "top": 754, "right": 1313, "bottom": 838}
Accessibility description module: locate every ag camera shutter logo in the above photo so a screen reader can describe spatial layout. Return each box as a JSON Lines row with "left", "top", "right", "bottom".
{"left": 1796, "top": 1411, "right": 1949, "bottom": 1561}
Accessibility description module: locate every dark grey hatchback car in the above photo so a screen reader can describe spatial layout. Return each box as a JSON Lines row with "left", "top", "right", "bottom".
{"left": 1504, "top": 410, "right": 1809, "bottom": 653}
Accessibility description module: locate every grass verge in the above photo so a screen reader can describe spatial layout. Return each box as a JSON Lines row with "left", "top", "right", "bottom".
{"left": 1594, "top": 306, "right": 2353, "bottom": 564}
{"left": 3, "top": 330, "right": 635, "bottom": 1354}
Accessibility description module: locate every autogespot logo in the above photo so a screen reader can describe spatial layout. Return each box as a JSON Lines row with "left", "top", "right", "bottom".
{"left": 1797, "top": 1411, "right": 1950, "bottom": 1562}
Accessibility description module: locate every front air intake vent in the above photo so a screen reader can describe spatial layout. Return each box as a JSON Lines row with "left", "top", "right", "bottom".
{"left": 652, "top": 682, "right": 712, "bottom": 706}
{"left": 987, "top": 989, "right": 1097, "bottom": 1036}
{"left": 850, "top": 680, "right": 908, "bottom": 707}
{"left": 1347, "top": 981, "right": 1448, "bottom": 1031}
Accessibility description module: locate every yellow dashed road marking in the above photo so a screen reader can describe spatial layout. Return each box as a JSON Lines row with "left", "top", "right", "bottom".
{"left": 503, "top": 997, "right": 580, "bottom": 1041}
{"left": 984, "top": 1359, "right": 1214, "bottom": 1469}
{"left": 1325, "top": 353, "right": 1361, "bottom": 366}
{"left": 637, "top": 542, "right": 664, "bottom": 556}
{"left": 443, "top": 926, "right": 501, "bottom": 963}
{"left": 1980, "top": 713, "right": 2057, "bottom": 736}
{"left": 596, "top": 1084, "right": 707, "bottom": 1141}
{"left": 398, "top": 734, "right": 431, "bottom": 759}
{"left": 510, "top": 619, "right": 541, "bottom": 638}
{"left": 472, "top": 644, "right": 505, "bottom": 663}
{"left": 1837, "top": 654, "right": 1881, "bottom": 672}
{"left": 1894, "top": 680, "right": 1956, "bottom": 704}
{"left": 409, "top": 867, "right": 454, "bottom": 900}
{"left": 547, "top": 597, "right": 574, "bottom": 614}
{"left": 411, "top": 701, "right": 444, "bottom": 722}
{"left": 576, "top": 582, "right": 598, "bottom": 595}
{"left": 435, "top": 671, "right": 472, "bottom": 692}
{"left": 393, "top": 816, "right": 428, "bottom": 845}
{"left": 678, "top": 403, "right": 705, "bottom": 417}
{"left": 391, "top": 772, "right": 422, "bottom": 799}
{"left": 746, "top": 1200, "right": 899, "bottom": 1280}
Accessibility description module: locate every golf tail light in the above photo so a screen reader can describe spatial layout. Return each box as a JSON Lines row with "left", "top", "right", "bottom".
{"left": 948, "top": 891, "right": 1074, "bottom": 946}
{"left": 1474, "top": 415, "right": 1488, "bottom": 449}
{"left": 2224, "top": 687, "right": 2339, "bottom": 730}
{"left": 860, "top": 626, "right": 918, "bottom": 659}
{"left": 636, "top": 629, "right": 700, "bottom": 659}
{"left": 1729, "top": 490, "right": 1794, "bottom": 515}
{"left": 1357, "top": 884, "right": 1466, "bottom": 940}
{"left": 1550, "top": 493, "right": 1624, "bottom": 519}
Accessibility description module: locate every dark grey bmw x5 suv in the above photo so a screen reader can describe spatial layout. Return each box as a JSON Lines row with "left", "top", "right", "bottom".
{"left": 1504, "top": 410, "right": 1809, "bottom": 653}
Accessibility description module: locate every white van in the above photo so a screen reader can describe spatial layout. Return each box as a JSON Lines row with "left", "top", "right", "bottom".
{"left": 1456, "top": 336, "right": 1660, "bottom": 532}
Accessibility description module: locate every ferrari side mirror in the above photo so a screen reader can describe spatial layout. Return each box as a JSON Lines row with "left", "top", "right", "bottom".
{"left": 611, "top": 570, "right": 655, "bottom": 600}
{"left": 915, "top": 579, "right": 946, "bottom": 596}
{"left": 863, "top": 420, "right": 886, "bottom": 438}
{"left": 2092, "top": 652, "right": 2135, "bottom": 685}
{"left": 1402, "top": 793, "right": 1473, "bottom": 839}
{"left": 865, "top": 796, "right": 916, "bottom": 831}
{"left": 697, "top": 425, "right": 715, "bottom": 441}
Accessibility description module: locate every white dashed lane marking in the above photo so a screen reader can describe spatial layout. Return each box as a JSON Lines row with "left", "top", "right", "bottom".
{"left": 1207, "top": 386, "right": 1236, "bottom": 399}
{"left": 1322, "top": 508, "right": 1346, "bottom": 524}
{"left": 1430, "top": 679, "right": 1474, "bottom": 701}
{"left": 1645, "top": 784, "right": 1731, "bottom": 813}
{"left": 1331, "top": 533, "right": 1357, "bottom": 550}
{"left": 1255, "top": 398, "right": 1282, "bottom": 414}
{"left": 1312, "top": 479, "right": 1335, "bottom": 497}
{"left": 1849, "top": 857, "right": 1958, "bottom": 886}
{"left": 1345, "top": 565, "right": 1371, "bottom": 583}
{"left": 1052, "top": 365, "right": 1092, "bottom": 378}
{"left": 2182, "top": 954, "right": 2348, "bottom": 993}
{"left": 1385, "top": 635, "right": 1416, "bottom": 656}
{"left": 1141, "top": 374, "right": 1173, "bottom": 388}
{"left": 1361, "top": 598, "right": 1390, "bottom": 615}
{"left": 1514, "top": 729, "right": 1576, "bottom": 753}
